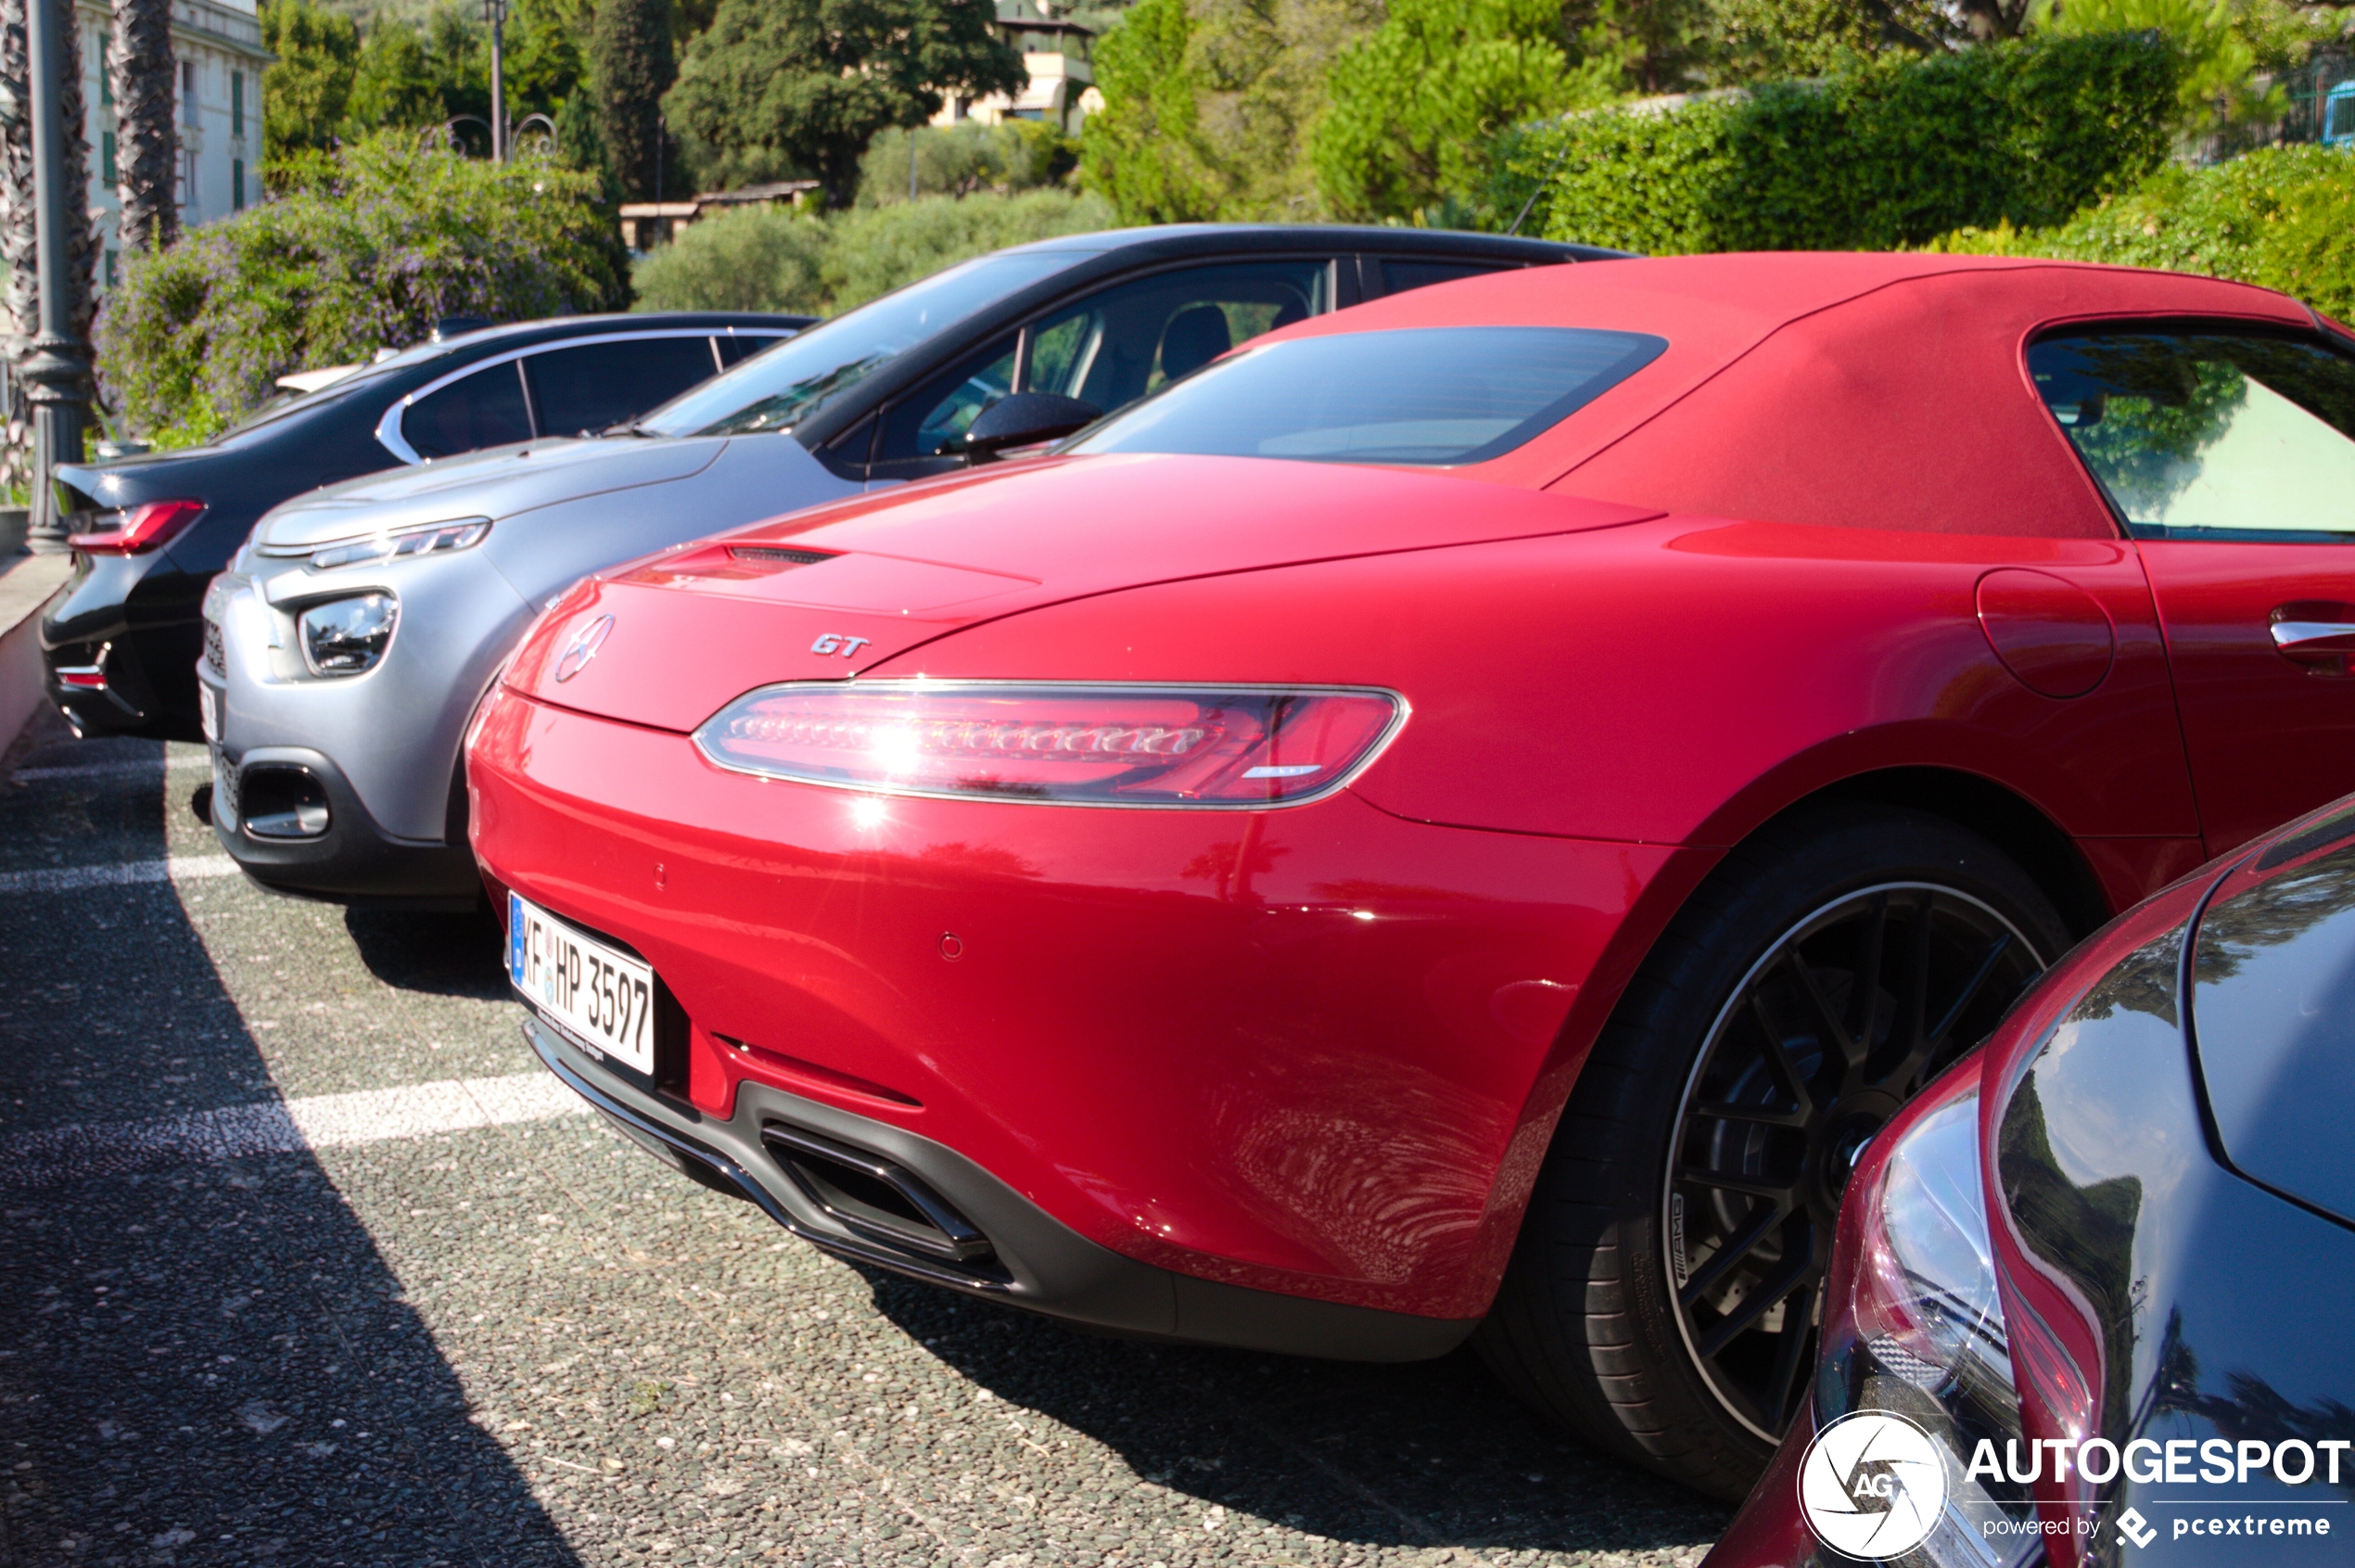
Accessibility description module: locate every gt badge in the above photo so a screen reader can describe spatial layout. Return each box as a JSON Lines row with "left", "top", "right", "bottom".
{"left": 554, "top": 614, "right": 615, "bottom": 682}
{"left": 810, "top": 633, "right": 872, "bottom": 658}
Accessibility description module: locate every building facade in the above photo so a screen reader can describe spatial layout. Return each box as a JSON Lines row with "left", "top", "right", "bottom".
{"left": 78, "top": 0, "right": 272, "bottom": 286}
{"left": 931, "top": 0, "right": 1100, "bottom": 135}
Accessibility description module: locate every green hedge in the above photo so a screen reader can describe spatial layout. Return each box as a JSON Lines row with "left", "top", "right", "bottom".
{"left": 96, "top": 134, "right": 627, "bottom": 447}
{"left": 630, "top": 189, "right": 1119, "bottom": 316}
{"left": 1501, "top": 32, "right": 2184, "bottom": 253}
{"left": 1927, "top": 143, "right": 2355, "bottom": 321}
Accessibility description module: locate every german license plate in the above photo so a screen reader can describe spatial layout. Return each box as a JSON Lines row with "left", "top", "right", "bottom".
{"left": 197, "top": 682, "right": 220, "bottom": 744}
{"left": 508, "top": 893, "right": 657, "bottom": 1077}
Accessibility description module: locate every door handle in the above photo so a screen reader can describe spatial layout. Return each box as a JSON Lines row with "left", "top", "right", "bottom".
{"left": 2270, "top": 619, "right": 2355, "bottom": 652}
{"left": 2271, "top": 603, "right": 2355, "bottom": 675}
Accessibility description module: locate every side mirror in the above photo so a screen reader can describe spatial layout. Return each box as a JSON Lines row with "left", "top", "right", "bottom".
{"left": 961, "top": 392, "right": 1101, "bottom": 461}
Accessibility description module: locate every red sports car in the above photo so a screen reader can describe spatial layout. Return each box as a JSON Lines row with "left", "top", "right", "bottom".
{"left": 465, "top": 253, "right": 2355, "bottom": 1500}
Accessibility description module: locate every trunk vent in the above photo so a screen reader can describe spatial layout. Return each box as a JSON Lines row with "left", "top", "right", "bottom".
{"left": 728, "top": 546, "right": 836, "bottom": 567}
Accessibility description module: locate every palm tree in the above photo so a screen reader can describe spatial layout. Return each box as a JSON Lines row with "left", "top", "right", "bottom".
{"left": 110, "top": 0, "right": 179, "bottom": 253}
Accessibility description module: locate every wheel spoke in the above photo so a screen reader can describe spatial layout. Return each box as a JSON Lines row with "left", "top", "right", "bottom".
{"left": 1845, "top": 892, "right": 1890, "bottom": 1051}
{"left": 1926, "top": 930, "right": 2017, "bottom": 1052}
{"left": 1760, "top": 1281, "right": 1822, "bottom": 1429}
{"left": 1688, "top": 1099, "right": 1808, "bottom": 1129}
{"left": 1677, "top": 1164, "right": 1795, "bottom": 1205}
{"left": 1676, "top": 1199, "right": 1789, "bottom": 1307}
{"left": 1780, "top": 953, "right": 1857, "bottom": 1070}
{"left": 1744, "top": 991, "right": 1817, "bottom": 1115}
{"left": 1697, "top": 1250, "right": 1816, "bottom": 1360}
{"left": 1896, "top": 895, "right": 1932, "bottom": 1064}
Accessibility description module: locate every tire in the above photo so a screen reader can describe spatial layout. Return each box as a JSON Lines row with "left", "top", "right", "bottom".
{"left": 1475, "top": 804, "right": 2071, "bottom": 1500}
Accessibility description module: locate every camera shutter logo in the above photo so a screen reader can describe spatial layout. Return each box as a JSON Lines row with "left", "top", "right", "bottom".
{"left": 554, "top": 615, "right": 616, "bottom": 682}
{"left": 1798, "top": 1410, "right": 1950, "bottom": 1559}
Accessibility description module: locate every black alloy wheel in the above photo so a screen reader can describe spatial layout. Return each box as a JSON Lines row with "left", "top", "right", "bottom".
{"left": 1663, "top": 884, "right": 2047, "bottom": 1443}
{"left": 1476, "top": 805, "right": 2070, "bottom": 1501}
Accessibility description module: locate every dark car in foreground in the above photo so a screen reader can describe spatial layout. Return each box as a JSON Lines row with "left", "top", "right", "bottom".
{"left": 1705, "top": 794, "right": 2355, "bottom": 1565}
{"left": 44, "top": 312, "right": 808, "bottom": 742}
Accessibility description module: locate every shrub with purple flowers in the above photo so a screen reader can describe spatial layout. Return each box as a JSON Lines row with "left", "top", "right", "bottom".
{"left": 96, "top": 133, "right": 629, "bottom": 447}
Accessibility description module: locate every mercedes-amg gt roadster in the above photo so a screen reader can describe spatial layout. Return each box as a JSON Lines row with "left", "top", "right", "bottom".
{"left": 465, "top": 252, "right": 2355, "bottom": 1501}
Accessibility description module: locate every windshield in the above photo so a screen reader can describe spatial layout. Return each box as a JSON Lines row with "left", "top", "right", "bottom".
{"left": 636, "top": 250, "right": 1092, "bottom": 439}
{"left": 1065, "top": 325, "right": 1667, "bottom": 466}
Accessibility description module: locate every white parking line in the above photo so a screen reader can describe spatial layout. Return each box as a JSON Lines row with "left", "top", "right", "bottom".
{"left": 9, "top": 760, "right": 169, "bottom": 782}
{"left": 0, "top": 1073, "right": 590, "bottom": 1188}
{"left": 0, "top": 855, "right": 243, "bottom": 895}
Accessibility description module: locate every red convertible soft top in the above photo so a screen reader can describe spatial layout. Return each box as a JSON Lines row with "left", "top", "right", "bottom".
{"left": 1279, "top": 252, "right": 2318, "bottom": 538}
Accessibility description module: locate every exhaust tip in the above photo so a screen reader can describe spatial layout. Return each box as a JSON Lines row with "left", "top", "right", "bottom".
{"left": 760, "top": 1123, "right": 998, "bottom": 1268}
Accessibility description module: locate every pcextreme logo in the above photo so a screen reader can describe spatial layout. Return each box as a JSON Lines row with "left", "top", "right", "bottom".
{"left": 1798, "top": 1410, "right": 1948, "bottom": 1559}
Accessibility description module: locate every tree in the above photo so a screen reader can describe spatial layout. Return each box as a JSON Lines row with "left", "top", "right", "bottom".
{"left": 1076, "top": 0, "right": 1222, "bottom": 221}
{"left": 260, "top": 0, "right": 360, "bottom": 160}
{"left": 109, "top": 0, "right": 178, "bottom": 253}
{"left": 665, "top": 0, "right": 1026, "bottom": 209}
{"left": 1080, "top": 0, "right": 1383, "bottom": 224}
{"left": 592, "top": 0, "right": 676, "bottom": 200}
{"left": 97, "top": 133, "right": 628, "bottom": 447}
{"left": 1312, "top": 0, "right": 1618, "bottom": 223}
{"left": 344, "top": 16, "right": 450, "bottom": 132}
{"left": 1709, "top": 0, "right": 1951, "bottom": 83}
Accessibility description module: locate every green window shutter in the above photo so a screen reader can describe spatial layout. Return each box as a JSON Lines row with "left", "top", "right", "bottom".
{"left": 101, "top": 131, "right": 116, "bottom": 185}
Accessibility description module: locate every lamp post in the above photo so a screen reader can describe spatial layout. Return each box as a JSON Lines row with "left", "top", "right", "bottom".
{"left": 486, "top": 0, "right": 509, "bottom": 162}
{"left": 22, "top": 0, "right": 92, "bottom": 550}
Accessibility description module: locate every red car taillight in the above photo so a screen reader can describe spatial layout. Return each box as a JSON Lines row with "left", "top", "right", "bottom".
{"left": 1808, "top": 1056, "right": 2045, "bottom": 1564}
{"left": 69, "top": 499, "right": 206, "bottom": 555}
{"left": 693, "top": 682, "right": 1404, "bottom": 808}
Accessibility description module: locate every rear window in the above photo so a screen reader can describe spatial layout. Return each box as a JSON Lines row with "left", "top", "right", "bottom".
{"left": 1064, "top": 325, "right": 1665, "bottom": 466}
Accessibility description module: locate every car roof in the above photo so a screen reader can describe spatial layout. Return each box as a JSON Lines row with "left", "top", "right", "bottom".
{"left": 1002, "top": 223, "right": 1619, "bottom": 264}
{"left": 429, "top": 311, "right": 812, "bottom": 353}
{"left": 1255, "top": 252, "right": 2318, "bottom": 536}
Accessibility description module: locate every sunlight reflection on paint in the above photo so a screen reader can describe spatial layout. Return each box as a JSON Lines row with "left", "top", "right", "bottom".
{"left": 850, "top": 797, "right": 888, "bottom": 830}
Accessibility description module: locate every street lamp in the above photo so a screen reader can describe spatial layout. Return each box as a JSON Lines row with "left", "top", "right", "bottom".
{"left": 21, "top": 0, "right": 93, "bottom": 550}
{"left": 485, "top": 0, "right": 508, "bottom": 162}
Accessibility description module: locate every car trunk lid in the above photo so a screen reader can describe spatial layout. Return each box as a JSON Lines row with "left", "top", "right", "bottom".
{"left": 506, "top": 453, "right": 1661, "bottom": 733}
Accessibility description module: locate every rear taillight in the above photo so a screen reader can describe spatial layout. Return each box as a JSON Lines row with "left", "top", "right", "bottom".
{"left": 693, "top": 682, "right": 1404, "bottom": 808}
{"left": 69, "top": 498, "right": 206, "bottom": 555}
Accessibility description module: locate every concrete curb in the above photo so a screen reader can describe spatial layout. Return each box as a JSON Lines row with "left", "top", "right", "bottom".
{"left": 0, "top": 552, "right": 72, "bottom": 759}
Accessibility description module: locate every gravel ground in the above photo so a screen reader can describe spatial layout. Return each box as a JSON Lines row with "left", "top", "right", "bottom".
{"left": 0, "top": 716, "right": 1727, "bottom": 1568}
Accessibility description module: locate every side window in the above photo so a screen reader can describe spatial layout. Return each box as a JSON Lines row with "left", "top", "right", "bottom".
{"left": 401, "top": 363, "right": 531, "bottom": 459}
{"left": 866, "top": 261, "right": 1333, "bottom": 478}
{"left": 524, "top": 337, "right": 727, "bottom": 439}
{"left": 1025, "top": 260, "right": 1333, "bottom": 415}
{"left": 1379, "top": 259, "right": 1508, "bottom": 297}
{"left": 716, "top": 334, "right": 786, "bottom": 367}
{"left": 871, "top": 337, "right": 1018, "bottom": 478}
{"left": 2030, "top": 332, "right": 2355, "bottom": 540}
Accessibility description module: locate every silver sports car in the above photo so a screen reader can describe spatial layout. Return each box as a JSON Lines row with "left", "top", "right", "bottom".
{"left": 198, "top": 223, "right": 1612, "bottom": 902}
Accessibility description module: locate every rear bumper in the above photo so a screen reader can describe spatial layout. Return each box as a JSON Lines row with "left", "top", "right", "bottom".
{"left": 525, "top": 1011, "right": 1476, "bottom": 1360}
{"left": 43, "top": 555, "right": 205, "bottom": 742}
{"left": 469, "top": 685, "right": 1687, "bottom": 1321}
